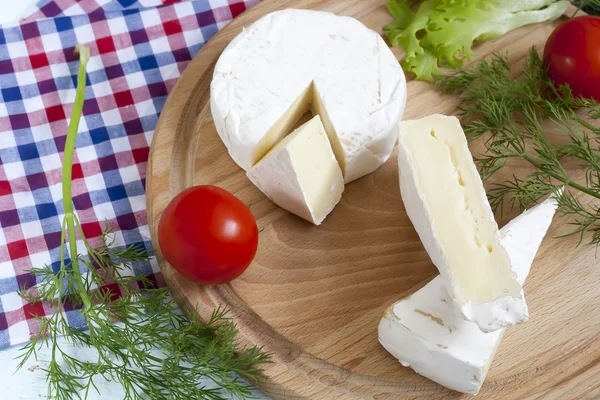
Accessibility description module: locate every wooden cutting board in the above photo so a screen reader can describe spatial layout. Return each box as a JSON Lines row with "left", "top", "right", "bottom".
{"left": 146, "top": 2, "right": 600, "bottom": 399}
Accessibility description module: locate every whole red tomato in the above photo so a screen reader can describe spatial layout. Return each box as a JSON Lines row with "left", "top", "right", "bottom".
{"left": 158, "top": 185, "right": 258, "bottom": 285}
{"left": 544, "top": 15, "right": 600, "bottom": 101}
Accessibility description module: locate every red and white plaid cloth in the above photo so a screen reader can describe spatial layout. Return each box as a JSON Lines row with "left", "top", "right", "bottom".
{"left": 0, "top": 0, "right": 259, "bottom": 349}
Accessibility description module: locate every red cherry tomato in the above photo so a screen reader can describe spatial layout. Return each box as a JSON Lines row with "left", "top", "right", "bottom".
{"left": 158, "top": 185, "right": 258, "bottom": 285}
{"left": 543, "top": 16, "right": 600, "bottom": 101}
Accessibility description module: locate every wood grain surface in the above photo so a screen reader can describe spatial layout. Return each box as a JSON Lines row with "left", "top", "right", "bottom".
{"left": 146, "top": 2, "right": 600, "bottom": 399}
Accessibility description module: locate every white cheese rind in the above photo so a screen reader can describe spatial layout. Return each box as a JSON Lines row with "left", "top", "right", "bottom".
{"left": 379, "top": 197, "right": 558, "bottom": 394}
{"left": 247, "top": 115, "right": 344, "bottom": 225}
{"left": 380, "top": 278, "right": 503, "bottom": 395}
{"left": 497, "top": 195, "right": 561, "bottom": 284}
{"left": 397, "top": 114, "right": 527, "bottom": 332}
{"left": 211, "top": 8, "right": 407, "bottom": 183}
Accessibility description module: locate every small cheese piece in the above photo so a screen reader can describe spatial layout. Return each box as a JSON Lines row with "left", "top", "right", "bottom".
{"left": 379, "top": 196, "right": 558, "bottom": 394}
{"left": 211, "top": 9, "right": 406, "bottom": 183}
{"left": 398, "top": 114, "right": 527, "bottom": 332}
{"left": 247, "top": 115, "right": 343, "bottom": 225}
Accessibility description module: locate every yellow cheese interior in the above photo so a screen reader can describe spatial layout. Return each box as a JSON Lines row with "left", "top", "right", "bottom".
{"left": 251, "top": 82, "right": 345, "bottom": 174}
{"left": 258, "top": 115, "right": 344, "bottom": 224}
{"left": 403, "top": 116, "right": 521, "bottom": 305}
{"left": 289, "top": 116, "right": 343, "bottom": 222}
{"left": 253, "top": 83, "right": 313, "bottom": 165}
{"left": 311, "top": 85, "right": 344, "bottom": 173}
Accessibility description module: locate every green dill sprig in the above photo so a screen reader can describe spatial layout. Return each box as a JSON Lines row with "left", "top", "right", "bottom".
{"left": 437, "top": 47, "right": 600, "bottom": 247}
{"left": 572, "top": 0, "right": 600, "bottom": 16}
{"left": 16, "top": 45, "right": 270, "bottom": 400}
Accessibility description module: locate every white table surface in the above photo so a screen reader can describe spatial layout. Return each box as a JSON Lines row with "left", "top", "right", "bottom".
{"left": 0, "top": 3, "right": 268, "bottom": 398}
{"left": 0, "top": 0, "right": 38, "bottom": 24}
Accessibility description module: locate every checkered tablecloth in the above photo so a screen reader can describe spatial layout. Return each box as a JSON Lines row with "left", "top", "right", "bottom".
{"left": 0, "top": 0, "right": 259, "bottom": 349}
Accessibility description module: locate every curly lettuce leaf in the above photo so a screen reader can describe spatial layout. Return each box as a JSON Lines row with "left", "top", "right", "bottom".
{"left": 385, "top": 0, "right": 570, "bottom": 82}
{"left": 402, "top": 51, "right": 441, "bottom": 83}
{"left": 385, "top": 0, "right": 434, "bottom": 60}
{"left": 385, "top": 0, "right": 439, "bottom": 81}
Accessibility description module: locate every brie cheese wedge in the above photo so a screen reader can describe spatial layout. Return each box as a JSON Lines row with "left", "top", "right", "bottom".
{"left": 211, "top": 8, "right": 406, "bottom": 183}
{"left": 247, "top": 115, "right": 344, "bottom": 225}
{"left": 379, "top": 196, "right": 558, "bottom": 394}
{"left": 398, "top": 114, "right": 527, "bottom": 332}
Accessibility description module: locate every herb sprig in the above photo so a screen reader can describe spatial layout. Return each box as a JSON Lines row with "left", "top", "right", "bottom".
{"left": 437, "top": 48, "right": 600, "bottom": 247}
{"left": 573, "top": 0, "right": 600, "bottom": 15}
{"left": 17, "top": 46, "right": 270, "bottom": 400}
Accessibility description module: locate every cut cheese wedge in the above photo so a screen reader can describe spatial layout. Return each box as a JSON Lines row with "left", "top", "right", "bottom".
{"left": 398, "top": 114, "right": 526, "bottom": 332}
{"left": 379, "top": 196, "right": 558, "bottom": 394}
{"left": 211, "top": 9, "right": 406, "bottom": 183}
{"left": 247, "top": 115, "right": 344, "bottom": 225}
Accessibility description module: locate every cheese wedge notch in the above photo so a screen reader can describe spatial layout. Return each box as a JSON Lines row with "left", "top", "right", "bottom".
{"left": 379, "top": 196, "right": 558, "bottom": 394}
{"left": 397, "top": 114, "right": 527, "bottom": 332}
{"left": 252, "top": 82, "right": 344, "bottom": 175}
{"left": 247, "top": 115, "right": 344, "bottom": 225}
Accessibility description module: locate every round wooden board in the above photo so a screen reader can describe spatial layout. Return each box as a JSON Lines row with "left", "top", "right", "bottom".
{"left": 147, "top": 2, "right": 600, "bottom": 399}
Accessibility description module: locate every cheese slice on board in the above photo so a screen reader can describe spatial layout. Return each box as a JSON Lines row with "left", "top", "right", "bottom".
{"left": 247, "top": 115, "right": 344, "bottom": 225}
{"left": 211, "top": 9, "right": 406, "bottom": 183}
{"left": 379, "top": 196, "right": 558, "bottom": 394}
{"left": 398, "top": 114, "right": 527, "bottom": 332}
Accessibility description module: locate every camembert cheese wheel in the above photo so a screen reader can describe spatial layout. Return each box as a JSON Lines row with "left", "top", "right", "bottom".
{"left": 211, "top": 9, "right": 407, "bottom": 184}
